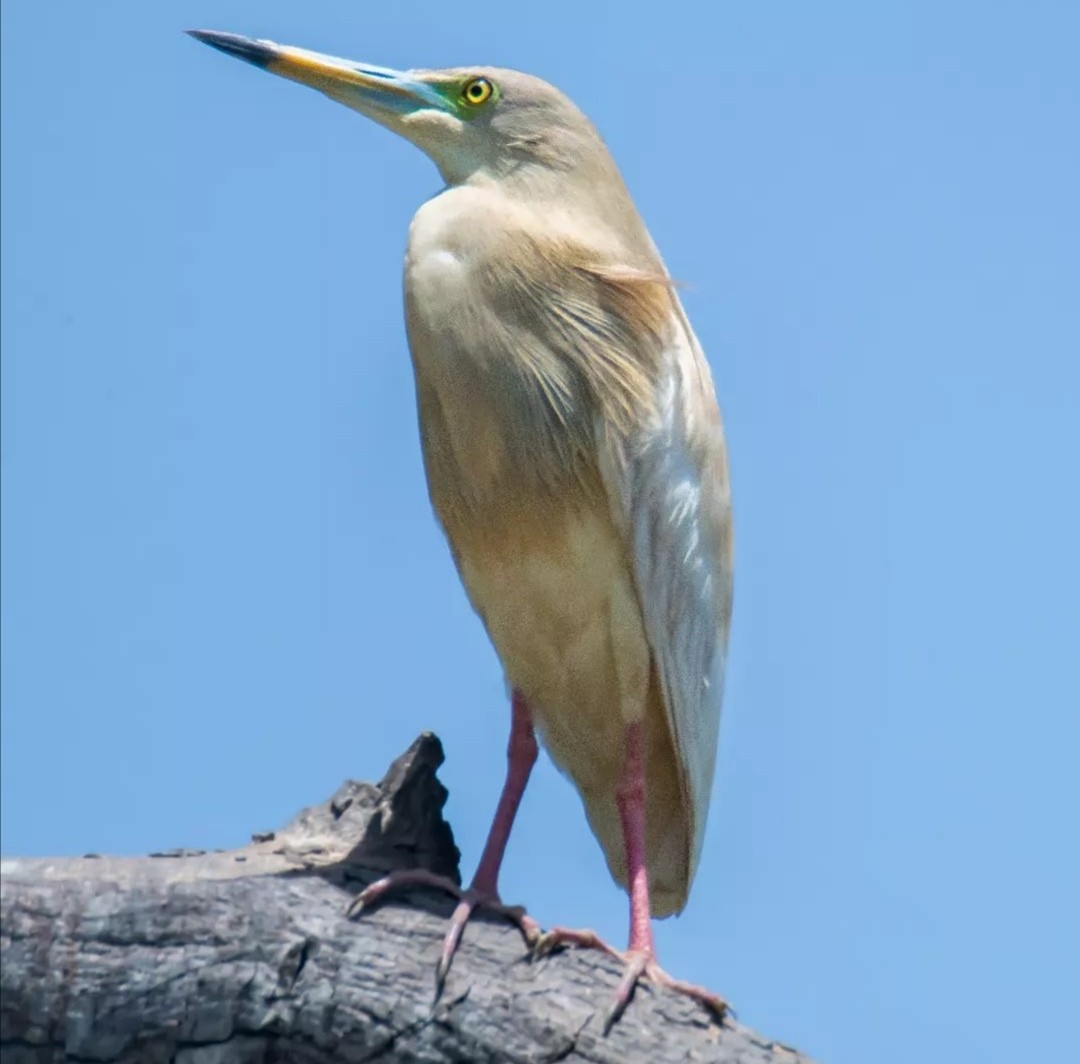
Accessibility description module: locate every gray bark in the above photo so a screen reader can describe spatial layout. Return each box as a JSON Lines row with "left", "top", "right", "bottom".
{"left": 1, "top": 734, "right": 814, "bottom": 1063}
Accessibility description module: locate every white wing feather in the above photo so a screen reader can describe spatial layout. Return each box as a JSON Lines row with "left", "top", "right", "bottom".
{"left": 601, "top": 302, "right": 733, "bottom": 892}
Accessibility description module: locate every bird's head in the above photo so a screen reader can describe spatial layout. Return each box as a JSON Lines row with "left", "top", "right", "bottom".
{"left": 187, "top": 31, "right": 611, "bottom": 189}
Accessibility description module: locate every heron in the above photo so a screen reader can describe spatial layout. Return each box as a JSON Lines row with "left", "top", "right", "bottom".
{"left": 188, "top": 29, "right": 734, "bottom": 1028}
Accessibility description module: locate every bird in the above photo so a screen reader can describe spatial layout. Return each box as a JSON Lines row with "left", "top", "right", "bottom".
{"left": 188, "top": 29, "right": 734, "bottom": 1028}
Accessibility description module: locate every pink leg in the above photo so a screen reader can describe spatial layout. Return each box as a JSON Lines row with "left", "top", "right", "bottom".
{"left": 619, "top": 720, "right": 654, "bottom": 955}
{"left": 471, "top": 690, "right": 538, "bottom": 895}
{"left": 432, "top": 691, "right": 540, "bottom": 985}
{"left": 535, "top": 719, "right": 728, "bottom": 1031}
{"left": 350, "top": 691, "right": 541, "bottom": 991}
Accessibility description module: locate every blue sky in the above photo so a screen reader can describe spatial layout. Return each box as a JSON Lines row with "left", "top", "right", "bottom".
{"left": 3, "top": 3, "right": 1078, "bottom": 1061}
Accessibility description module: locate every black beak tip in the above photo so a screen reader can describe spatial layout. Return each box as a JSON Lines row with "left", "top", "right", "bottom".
{"left": 185, "top": 29, "right": 274, "bottom": 70}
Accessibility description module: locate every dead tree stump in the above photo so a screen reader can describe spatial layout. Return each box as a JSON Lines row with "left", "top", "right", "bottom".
{"left": 1, "top": 734, "right": 814, "bottom": 1063}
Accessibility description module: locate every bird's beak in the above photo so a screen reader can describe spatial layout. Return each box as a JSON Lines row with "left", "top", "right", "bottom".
{"left": 186, "top": 30, "right": 450, "bottom": 123}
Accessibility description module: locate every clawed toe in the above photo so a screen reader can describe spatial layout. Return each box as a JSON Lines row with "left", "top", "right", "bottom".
{"left": 532, "top": 925, "right": 621, "bottom": 960}
{"left": 348, "top": 869, "right": 539, "bottom": 992}
{"left": 346, "top": 868, "right": 465, "bottom": 919}
{"left": 434, "top": 890, "right": 539, "bottom": 988}
{"left": 607, "top": 952, "right": 728, "bottom": 1031}
{"left": 528, "top": 927, "right": 727, "bottom": 1031}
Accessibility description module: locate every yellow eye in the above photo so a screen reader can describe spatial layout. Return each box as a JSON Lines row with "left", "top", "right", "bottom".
{"left": 461, "top": 77, "right": 494, "bottom": 106}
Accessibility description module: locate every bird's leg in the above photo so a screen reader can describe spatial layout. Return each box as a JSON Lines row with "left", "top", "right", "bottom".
{"left": 471, "top": 689, "right": 538, "bottom": 898}
{"left": 349, "top": 690, "right": 540, "bottom": 990}
{"left": 534, "top": 719, "right": 728, "bottom": 1031}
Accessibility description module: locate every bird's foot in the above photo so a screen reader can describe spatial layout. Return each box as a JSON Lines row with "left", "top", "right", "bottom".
{"left": 534, "top": 926, "right": 728, "bottom": 1032}
{"left": 348, "top": 869, "right": 541, "bottom": 992}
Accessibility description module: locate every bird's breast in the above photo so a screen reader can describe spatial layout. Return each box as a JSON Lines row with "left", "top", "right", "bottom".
{"left": 403, "top": 189, "right": 645, "bottom": 722}
{"left": 404, "top": 188, "right": 599, "bottom": 511}
{"left": 404, "top": 186, "right": 507, "bottom": 326}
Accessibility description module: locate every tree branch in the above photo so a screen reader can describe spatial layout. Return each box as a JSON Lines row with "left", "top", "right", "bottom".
{"left": 1, "top": 734, "right": 813, "bottom": 1063}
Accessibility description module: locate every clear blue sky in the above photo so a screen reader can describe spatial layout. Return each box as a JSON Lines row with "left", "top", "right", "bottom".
{"left": 2, "top": 3, "right": 1078, "bottom": 1061}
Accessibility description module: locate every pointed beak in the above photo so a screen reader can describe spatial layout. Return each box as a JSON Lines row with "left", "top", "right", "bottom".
{"left": 186, "top": 30, "right": 449, "bottom": 119}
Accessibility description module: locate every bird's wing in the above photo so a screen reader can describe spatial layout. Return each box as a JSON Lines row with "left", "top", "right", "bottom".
{"left": 592, "top": 279, "right": 734, "bottom": 894}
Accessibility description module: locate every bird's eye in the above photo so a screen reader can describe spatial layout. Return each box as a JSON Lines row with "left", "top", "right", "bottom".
{"left": 461, "top": 77, "right": 494, "bottom": 106}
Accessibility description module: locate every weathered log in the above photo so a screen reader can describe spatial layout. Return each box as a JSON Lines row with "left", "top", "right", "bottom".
{"left": 1, "top": 734, "right": 813, "bottom": 1063}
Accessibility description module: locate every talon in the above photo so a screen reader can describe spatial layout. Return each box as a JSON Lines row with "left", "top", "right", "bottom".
{"left": 515, "top": 913, "right": 543, "bottom": 948}
{"left": 345, "top": 868, "right": 465, "bottom": 921}
{"left": 531, "top": 925, "right": 616, "bottom": 961}
{"left": 531, "top": 932, "right": 558, "bottom": 959}
{"left": 348, "top": 869, "right": 536, "bottom": 992}
{"left": 528, "top": 927, "right": 727, "bottom": 1031}
{"left": 638, "top": 957, "right": 730, "bottom": 1024}
{"left": 603, "top": 950, "right": 650, "bottom": 1033}
{"left": 434, "top": 897, "right": 473, "bottom": 994}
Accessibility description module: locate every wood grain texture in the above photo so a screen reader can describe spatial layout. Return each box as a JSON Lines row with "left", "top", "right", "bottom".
{"left": 1, "top": 734, "right": 814, "bottom": 1064}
